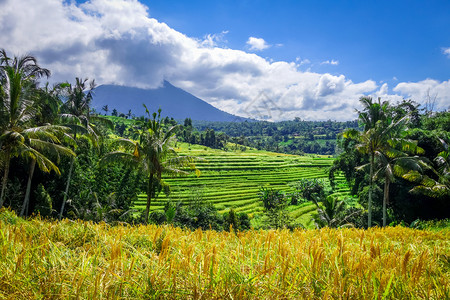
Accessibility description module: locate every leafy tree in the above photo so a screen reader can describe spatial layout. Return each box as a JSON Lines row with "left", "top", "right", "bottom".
{"left": 404, "top": 138, "right": 450, "bottom": 198}
{"left": 224, "top": 208, "right": 239, "bottom": 232}
{"left": 312, "top": 196, "right": 362, "bottom": 228}
{"left": 258, "top": 187, "right": 285, "bottom": 211}
{"left": 291, "top": 178, "right": 326, "bottom": 202}
{"left": 58, "top": 78, "right": 112, "bottom": 219}
{"left": 348, "top": 97, "right": 389, "bottom": 227}
{"left": 101, "top": 107, "right": 198, "bottom": 223}
{"left": 371, "top": 138, "right": 424, "bottom": 226}
{"left": 0, "top": 50, "right": 75, "bottom": 211}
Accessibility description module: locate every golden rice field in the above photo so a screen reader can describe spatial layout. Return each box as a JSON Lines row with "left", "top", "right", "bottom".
{"left": 0, "top": 210, "right": 449, "bottom": 299}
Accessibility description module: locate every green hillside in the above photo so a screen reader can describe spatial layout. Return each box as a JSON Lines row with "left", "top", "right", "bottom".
{"left": 134, "top": 143, "right": 350, "bottom": 226}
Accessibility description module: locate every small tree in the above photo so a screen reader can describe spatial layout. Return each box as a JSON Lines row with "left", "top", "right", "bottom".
{"left": 312, "top": 196, "right": 362, "bottom": 228}
{"left": 258, "top": 187, "right": 286, "bottom": 210}
{"left": 101, "top": 107, "right": 198, "bottom": 223}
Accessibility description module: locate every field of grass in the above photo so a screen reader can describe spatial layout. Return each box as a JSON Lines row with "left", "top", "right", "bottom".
{"left": 1, "top": 209, "right": 448, "bottom": 299}
{"left": 134, "top": 143, "right": 349, "bottom": 225}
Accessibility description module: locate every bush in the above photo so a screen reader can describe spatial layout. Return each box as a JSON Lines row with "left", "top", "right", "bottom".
{"left": 258, "top": 187, "right": 286, "bottom": 211}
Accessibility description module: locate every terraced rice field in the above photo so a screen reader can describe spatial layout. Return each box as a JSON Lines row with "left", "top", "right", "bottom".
{"left": 134, "top": 143, "right": 350, "bottom": 224}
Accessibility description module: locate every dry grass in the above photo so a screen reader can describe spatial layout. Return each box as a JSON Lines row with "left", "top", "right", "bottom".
{"left": 0, "top": 209, "right": 449, "bottom": 299}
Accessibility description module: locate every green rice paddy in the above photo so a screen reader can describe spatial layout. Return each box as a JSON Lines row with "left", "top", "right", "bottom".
{"left": 134, "top": 143, "right": 351, "bottom": 225}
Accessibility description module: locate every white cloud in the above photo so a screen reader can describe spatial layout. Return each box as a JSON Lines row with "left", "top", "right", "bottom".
{"left": 321, "top": 59, "right": 339, "bottom": 65}
{"left": 0, "top": 0, "right": 447, "bottom": 121}
{"left": 201, "top": 31, "right": 228, "bottom": 48}
{"left": 246, "top": 37, "right": 270, "bottom": 51}
{"left": 442, "top": 47, "right": 450, "bottom": 58}
{"left": 295, "top": 57, "right": 311, "bottom": 66}
{"left": 393, "top": 79, "right": 450, "bottom": 109}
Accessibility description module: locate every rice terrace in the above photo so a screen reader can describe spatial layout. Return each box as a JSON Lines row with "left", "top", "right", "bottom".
{"left": 136, "top": 143, "right": 346, "bottom": 227}
{"left": 1, "top": 0, "right": 450, "bottom": 299}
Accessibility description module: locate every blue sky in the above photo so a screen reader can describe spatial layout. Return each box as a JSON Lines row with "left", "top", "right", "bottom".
{"left": 1, "top": 0, "right": 449, "bottom": 120}
{"left": 145, "top": 0, "right": 450, "bottom": 84}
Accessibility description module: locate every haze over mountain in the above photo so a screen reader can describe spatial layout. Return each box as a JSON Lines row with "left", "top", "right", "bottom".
{"left": 92, "top": 81, "right": 249, "bottom": 122}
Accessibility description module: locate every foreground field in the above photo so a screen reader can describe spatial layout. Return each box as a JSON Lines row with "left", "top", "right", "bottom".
{"left": 1, "top": 210, "right": 448, "bottom": 299}
{"left": 135, "top": 143, "right": 349, "bottom": 226}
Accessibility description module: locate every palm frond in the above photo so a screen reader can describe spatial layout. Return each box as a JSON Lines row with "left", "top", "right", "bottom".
{"left": 90, "top": 115, "right": 114, "bottom": 130}
{"left": 100, "top": 151, "right": 140, "bottom": 167}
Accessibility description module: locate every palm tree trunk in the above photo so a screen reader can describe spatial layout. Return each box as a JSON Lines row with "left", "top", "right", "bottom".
{"left": 0, "top": 156, "right": 11, "bottom": 209}
{"left": 368, "top": 153, "right": 374, "bottom": 227}
{"left": 383, "top": 177, "right": 390, "bottom": 227}
{"left": 144, "top": 173, "right": 154, "bottom": 224}
{"left": 20, "top": 159, "right": 36, "bottom": 217}
{"left": 59, "top": 156, "right": 75, "bottom": 220}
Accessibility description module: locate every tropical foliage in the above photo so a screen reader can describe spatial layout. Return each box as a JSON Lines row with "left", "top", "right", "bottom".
{"left": 101, "top": 108, "right": 198, "bottom": 223}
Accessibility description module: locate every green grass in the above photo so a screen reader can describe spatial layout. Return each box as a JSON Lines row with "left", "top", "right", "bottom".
{"left": 134, "top": 142, "right": 350, "bottom": 226}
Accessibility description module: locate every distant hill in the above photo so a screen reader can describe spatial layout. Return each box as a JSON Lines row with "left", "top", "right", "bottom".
{"left": 92, "top": 81, "right": 249, "bottom": 122}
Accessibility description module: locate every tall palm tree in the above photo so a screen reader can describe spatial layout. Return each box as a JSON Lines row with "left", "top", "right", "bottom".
{"left": 58, "top": 78, "right": 113, "bottom": 219}
{"left": 1, "top": 49, "right": 49, "bottom": 207}
{"left": 372, "top": 139, "right": 424, "bottom": 226}
{"left": 0, "top": 50, "right": 75, "bottom": 210}
{"left": 352, "top": 99, "right": 424, "bottom": 227}
{"left": 101, "top": 108, "right": 198, "bottom": 223}
{"left": 19, "top": 125, "right": 75, "bottom": 216}
{"left": 344, "top": 97, "right": 389, "bottom": 227}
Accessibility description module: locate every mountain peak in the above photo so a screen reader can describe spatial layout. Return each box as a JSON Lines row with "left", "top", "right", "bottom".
{"left": 92, "top": 82, "right": 249, "bottom": 122}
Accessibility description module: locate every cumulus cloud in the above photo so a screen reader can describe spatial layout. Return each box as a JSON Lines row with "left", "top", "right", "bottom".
{"left": 246, "top": 37, "right": 271, "bottom": 51}
{"left": 393, "top": 79, "right": 450, "bottom": 109}
{"left": 0, "top": 0, "right": 447, "bottom": 121}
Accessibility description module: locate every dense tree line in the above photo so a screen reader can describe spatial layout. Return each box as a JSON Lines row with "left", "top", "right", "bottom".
{"left": 190, "top": 118, "right": 359, "bottom": 155}
{"left": 330, "top": 98, "right": 450, "bottom": 226}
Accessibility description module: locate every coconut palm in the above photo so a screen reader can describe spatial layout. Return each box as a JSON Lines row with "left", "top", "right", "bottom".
{"left": 101, "top": 107, "right": 198, "bottom": 223}
{"left": 312, "top": 195, "right": 362, "bottom": 228}
{"left": 0, "top": 50, "right": 76, "bottom": 210}
{"left": 19, "top": 125, "right": 75, "bottom": 216}
{"left": 343, "top": 97, "right": 389, "bottom": 227}
{"left": 1, "top": 50, "right": 49, "bottom": 207}
{"left": 58, "top": 78, "right": 113, "bottom": 219}
{"left": 352, "top": 99, "right": 425, "bottom": 227}
{"left": 403, "top": 138, "right": 450, "bottom": 198}
{"left": 371, "top": 140, "right": 424, "bottom": 226}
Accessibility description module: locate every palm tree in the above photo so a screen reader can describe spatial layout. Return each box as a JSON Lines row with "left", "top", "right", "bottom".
{"left": 101, "top": 107, "right": 198, "bottom": 223}
{"left": 403, "top": 138, "right": 450, "bottom": 198}
{"left": 102, "top": 105, "right": 109, "bottom": 116}
{"left": 351, "top": 98, "right": 424, "bottom": 227}
{"left": 1, "top": 50, "right": 49, "bottom": 207}
{"left": 312, "top": 195, "right": 362, "bottom": 228}
{"left": 343, "top": 97, "right": 389, "bottom": 227}
{"left": 372, "top": 140, "right": 424, "bottom": 226}
{"left": 19, "top": 125, "right": 75, "bottom": 216}
{"left": 58, "top": 78, "right": 113, "bottom": 219}
{"left": 0, "top": 50, "right": 75, "bottom": 211}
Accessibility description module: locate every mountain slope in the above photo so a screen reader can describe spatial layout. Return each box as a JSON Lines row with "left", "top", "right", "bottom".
{"left": 92, "top": 81, "right": 247, "bottom": 121}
